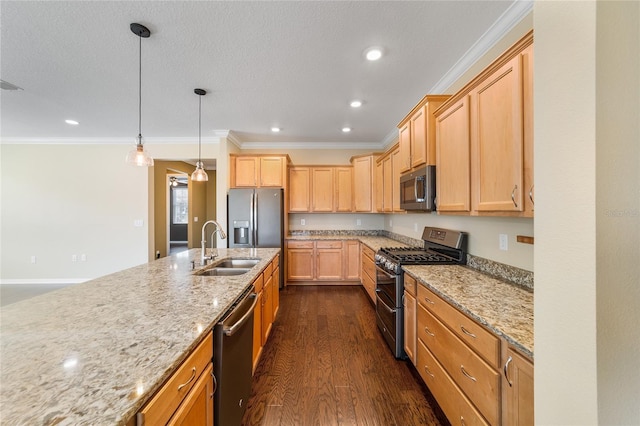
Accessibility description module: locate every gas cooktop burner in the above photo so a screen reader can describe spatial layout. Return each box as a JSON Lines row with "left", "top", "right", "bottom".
{"left": 378, "top": 247, "right": 454, "bottom": 264}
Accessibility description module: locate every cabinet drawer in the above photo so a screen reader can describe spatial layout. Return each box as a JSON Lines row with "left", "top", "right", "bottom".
{"left": 417, "top": 284, "right": 500, "bottom": 368}
{"left": 362, "top": 257, "right": 376, "bottom": 282}
{"left": 138, "top": 332, "right": 213, "bottom": 426}
{"left": 253, "top": 273, "right": 264, "bottom": 293}
{"left": 361, "top": 268, "right": 376, "bottom": 302}
{"left": 404, "top": 273, "right": 417, "bottom": 296}
{"left": 271, "top": 254, "right": 280, "bottom": 270}
{"left": 287, "top": 240, "right": 314, "bottom": 249}
{"left": 316, "top": 240, "right": 342, "bottom": 249}
{"left": 417, "top": 340, "right": 488, "bottom": 426}
{"left": 418, "top": 306, "right": 500, "bottom": 425}
{"left": 264, "top": 262, "right": 273, "bottom": 278}
{"left": 361, "top": 245, "right": 375, "bottom": 260}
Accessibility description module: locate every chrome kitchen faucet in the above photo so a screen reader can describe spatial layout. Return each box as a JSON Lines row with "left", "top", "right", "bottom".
{"left": 201, "top": 220, "right": 227, "bottom": 265}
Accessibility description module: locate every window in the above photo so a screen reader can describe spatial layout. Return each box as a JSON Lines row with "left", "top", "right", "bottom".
{"left": 172, "top": 187, "right": 188, "bottom": 224}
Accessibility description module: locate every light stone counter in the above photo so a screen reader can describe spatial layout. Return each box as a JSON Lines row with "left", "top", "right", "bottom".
{"left": 0, "top": 247, "right": 279, "bottom": 425}
{"left": 403, "top": 265, "right": 533, "bottom": 359}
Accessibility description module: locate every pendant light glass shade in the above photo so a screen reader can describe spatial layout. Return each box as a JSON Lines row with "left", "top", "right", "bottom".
{"left": 191, "top": 88, "right": 208, "bottom": 181}
{"left": 127, "top": 23, "right": 153, "bottom": 167}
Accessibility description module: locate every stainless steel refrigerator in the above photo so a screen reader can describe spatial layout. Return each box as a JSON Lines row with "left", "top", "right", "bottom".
{"left": 227, "top": 188, "right": 284, "bottom": 288}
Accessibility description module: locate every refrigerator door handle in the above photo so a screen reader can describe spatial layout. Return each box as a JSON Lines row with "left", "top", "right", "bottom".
{"left": 253, "top": 192, "right": 258, "bottom": 246}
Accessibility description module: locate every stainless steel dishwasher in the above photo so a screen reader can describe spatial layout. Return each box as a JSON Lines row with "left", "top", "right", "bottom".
{"left": 213, "top": 288, "right": 258, "bottom": 426}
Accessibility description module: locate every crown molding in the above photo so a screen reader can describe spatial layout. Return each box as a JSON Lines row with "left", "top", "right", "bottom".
{"left": 429, "top": 0, "right": 533, "bottom": 94}
{"left": 0, "top": 136, "right": 221, "bottom": 145}
{"left": 225, "top": 131, "right": 243, "bottom": 149}
{"left": 237, "top": 141, "right": 385, "bottom": 150}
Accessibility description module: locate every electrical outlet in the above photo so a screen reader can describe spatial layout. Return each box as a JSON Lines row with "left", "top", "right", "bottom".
{"left": 301, "top": 219, "right": 306, "bottom": 226}
{"left": 389, "top": 219, "right": 393, "bottom": 227}
{"left": 414, "top": 223, "right": 418, "bottom": 232}
{"left": 81, "top": 254, "right": 86, "bottom": 262}
{"left": 356, "top": 218, "right": 362, "bottom": 226}
{"left": 134, "top": 219, "right": 144, "bottom": 227}
{"left": 193, "top": 217, "right": 198, "bottom": 223}
{"left": 72, "top": 254, "right": 77, "bottom": 262}
{"left": 30, "top": 255, "right": 37, "bottom": 264}
{"left": 499, "top": 234, "right": 509, "bottom": 251}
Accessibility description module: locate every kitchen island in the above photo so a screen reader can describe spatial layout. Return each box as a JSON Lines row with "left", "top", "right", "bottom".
{"left": 0, "top": 248, "right": 280, "bottom": 425}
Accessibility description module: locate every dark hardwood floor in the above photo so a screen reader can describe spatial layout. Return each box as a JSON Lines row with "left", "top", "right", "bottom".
{"left": 242, "top": 285, "right": 448, "bottom": 426}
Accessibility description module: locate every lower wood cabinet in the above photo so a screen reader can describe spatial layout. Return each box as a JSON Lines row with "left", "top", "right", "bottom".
{"left": 406, "top": 276, "right": 534, "bottom": 426}
{"left": 137, "top": 332, "right": 214, "bottom": 425}
{"left": 286, "top": 240, "right": 360, "bottom": 284}
{"left": 503, "top": 347, "right": 534, "bottom": 426}
{"left": 253, "top": 255, "right": 280, "bottom": 373}
{"left": 360, "top": 244, "right": 376, "bottom": 303}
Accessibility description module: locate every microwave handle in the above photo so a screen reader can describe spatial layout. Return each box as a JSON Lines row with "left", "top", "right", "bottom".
{"left": 415, "top": 175, "right": 426, "bottom": 202}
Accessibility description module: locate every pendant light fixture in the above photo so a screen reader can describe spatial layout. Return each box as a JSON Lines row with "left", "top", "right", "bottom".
{"left": 191, "top": 88, "right": 208, "bottom": 181}
{"left": 126, "top": 23, "right": 154, "bottom": 167}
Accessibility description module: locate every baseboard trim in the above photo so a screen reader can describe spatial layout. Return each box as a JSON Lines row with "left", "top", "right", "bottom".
{"left": 0, "top": 278, "right": 87, "bottom": 285}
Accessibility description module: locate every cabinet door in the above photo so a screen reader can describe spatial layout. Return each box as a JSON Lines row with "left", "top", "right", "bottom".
{"left": 383, "top": 155, "right": 393, "bottom": 212}
{"left": 168, "top": 364, "right": 214, "bottom": 426}
{"left": 398, "top": 123, "right": 411, "bottom": 173}
{"left": 522, "top": 45, "right": 534, "bottom": 216}
{"left": 252, "top": 290, "right": 263, "bottom": 372}
{"left": 472, "top": 55, "right": 523, "bottom": 212}
{"left": 288, "top": 167, "right": 310, "bottom": 212}
{"left": 311, "top": 167, "right": 334, "bottom": 212}
{"left": 316, "top": 241, "right": 343, "bottom": 280}
{"left": 375, "top": 161, "right": 384, "bottom": 212}
{"left": 410, "top": 105, "right": 427, "bottom": 169}
{"left": 403, "top": 290, "right": 417, "bottom": 365}
{"left": 391, "top": 148, "right": 403, "bottom": 212}
{"left": 234, "top": 157, "right": 258, "bottom": 187}
{"left": 352, "top": 156, "right": 373, "bottom": 212}
{"left": 260, "top": 157, "right": 284, "bottom": 187}
{"left": 436, "top": 96, "right": 471, "bottom": 212}
{"left": 261, "top": 276, "right": 273, "bottom": 345}
{"left": 343, "top": 240, "right": 360, "bottom": 280}
{"left": 335, "top": 167, "right": 353, "bottom": 212}
{"left": 286, "top": 243, "right": 314, "bottom": 281}
{"left": 504, "top": 348, "right": 534, "bottom": 426}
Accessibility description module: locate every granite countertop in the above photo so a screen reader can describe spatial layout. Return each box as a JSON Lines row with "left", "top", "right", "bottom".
{"left": 0, "top": 247, "right": 279, "bottom": 425}
{"left": 403, "top": 265, "right": 533, "bottom": 359}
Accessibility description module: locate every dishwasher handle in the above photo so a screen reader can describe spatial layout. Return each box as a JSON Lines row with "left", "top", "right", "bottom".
{"left": 223, "top": 293, "right": 258, "bottom": 337}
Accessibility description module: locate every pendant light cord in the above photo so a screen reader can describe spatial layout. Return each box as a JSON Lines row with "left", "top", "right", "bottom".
{"left": 198, "top": 94, "right": 202, "bottom": 162}
{"left": 138, "top": 33, "right": 142, "bottom": 143}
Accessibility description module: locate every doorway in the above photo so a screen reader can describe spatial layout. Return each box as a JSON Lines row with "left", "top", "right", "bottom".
{"left": 168, "top": 175, "right": 189, "bottom": 255}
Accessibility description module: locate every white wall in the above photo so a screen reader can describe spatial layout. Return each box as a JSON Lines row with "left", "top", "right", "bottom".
{"left": 1, "top": 144, "right": 150, "bottom": 282}
{"left": 534, "top": 1, "right": 640, "bottom": 424}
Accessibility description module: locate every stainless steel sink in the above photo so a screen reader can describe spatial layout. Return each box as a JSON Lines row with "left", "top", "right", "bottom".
{"left": 196, "top": 267, "right": 252, "bottom": 277}
{"left": 214, "top": 258, "right": 260, "bottom": 268}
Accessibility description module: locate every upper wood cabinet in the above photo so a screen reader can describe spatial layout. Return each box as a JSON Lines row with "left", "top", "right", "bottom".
{"left": 375, "top": 161, "right": 384, "bottom": 212}
{"left": 434, "top": 31, "right": 533, "bottom": 217}
{"left": 375, "top": 143, "right": 402, "bottom": 213}
{"left": 335, "top": 167, "right": 353, "bottom": 212}
{"left": 230, "top": 154, "right": 289, "bottom": 188}
{"left": 436, "top": 95, "right": 471, "bottom": 212}
{"left": 351, "top": 155, "right": 376, "bottom": 212}
{"left": 311, "top": 167, "right": 335, "bottom": 212}
{"left": 391, "top": 148, "right": 403, "bottom": 212}
{"left": 398, "top": 95, "right": 450, "bottom": 173}
{"left": 287, "top": 166, "right": 352, "bottom": 213}
{"left": 288, "top": 167, "right": 310, "bottom": 212}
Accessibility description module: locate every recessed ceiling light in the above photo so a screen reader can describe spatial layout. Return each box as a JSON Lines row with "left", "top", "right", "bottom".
{"left": 65, "top": 119, "right": 79, "bottom": 125}
{"left": 350, "top": 100, "right": 362, "bottom": 108}
{"left": 342, "top": 127, "right": 352, "bottom": 133}
{"left": 271, "top": 127, "right": 281, "bottom": 133}
{"left": 364, "top": 47, "right": 383, "bottom": 61}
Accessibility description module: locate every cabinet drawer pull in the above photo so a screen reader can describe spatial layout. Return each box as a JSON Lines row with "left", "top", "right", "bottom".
{"left": 460, "top": 416, "right": 466, "bottom": 426}
{"left": 504, "top": 355, "right": 513, "bottom": 387}
{"left": 177, "top": 367, "right": 197, "bottom": 391}
{"left": 424, "top": 297, "right": 435, "bottom": 305}
{"left": 460, "top": 365, "right": 477, "bottom": 382}
{"left": 423, "top": 366, "right": 435, "bottom": 378}
{"left": 511, "top": 184, "right": 519, "bottom": 208}
{"left": 424, "top": 326, "right": 435, "bottom": 337}
{"left": 460, "top": 326, "right": 477, "bottom": 339}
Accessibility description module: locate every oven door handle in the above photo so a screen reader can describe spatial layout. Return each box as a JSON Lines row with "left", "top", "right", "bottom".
{"left": 375, "top": 264, "right": 398, "bottom": 280}
{"left": 375, "top": 290, "right": 398, "bottom": 314}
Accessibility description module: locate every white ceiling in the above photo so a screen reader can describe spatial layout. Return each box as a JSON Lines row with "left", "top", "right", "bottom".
{"left": 1, "top": 1, "right": 525, "bottom": 149}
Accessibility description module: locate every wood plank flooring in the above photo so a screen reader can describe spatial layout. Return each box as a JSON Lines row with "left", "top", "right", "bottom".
{"left": 242, "top": 285, "right": 448, "bottom": 426}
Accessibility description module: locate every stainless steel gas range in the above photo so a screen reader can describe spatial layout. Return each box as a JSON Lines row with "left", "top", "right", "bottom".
{"left": 374, "top": 227, "right": 467, "bottom": 359}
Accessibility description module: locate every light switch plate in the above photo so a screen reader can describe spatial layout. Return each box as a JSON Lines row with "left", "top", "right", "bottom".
{"left": 301, "top": 219, "right": 306, "bottom": 226}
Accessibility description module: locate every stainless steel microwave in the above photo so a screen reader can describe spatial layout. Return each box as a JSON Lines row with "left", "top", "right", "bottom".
{"left": 399, "top": 165, "right": 436, "bottom": 211}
